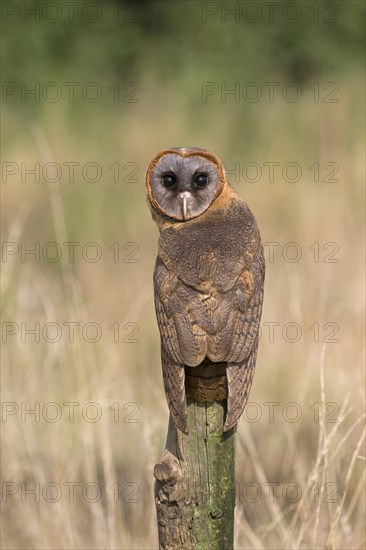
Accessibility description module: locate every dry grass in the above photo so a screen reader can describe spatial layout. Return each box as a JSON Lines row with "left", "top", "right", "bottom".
{"left": 1, "top": 72, "right": 365, "bottom": 549}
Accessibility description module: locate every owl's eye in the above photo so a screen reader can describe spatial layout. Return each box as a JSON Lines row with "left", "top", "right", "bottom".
{"left": 162, "top": 172, "right": 176, "bottom": 188}
{"left": 194, "top": 173, "right": 208, "bottom": 187}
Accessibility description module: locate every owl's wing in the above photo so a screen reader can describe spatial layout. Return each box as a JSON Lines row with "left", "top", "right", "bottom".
{"left": 154, "top": 257, "right": 203, "bottom": 434}
{"left": 223, "top": 244, "right": 265, "bottom": 431}
{"left": 224, "top": 340, "right": 258, "bottom": 431}
{"left": 160, "top": 346, "right": 188, "bottom": 434}
{"left": 226, "top": 253, "right": 264, "bottom": 363}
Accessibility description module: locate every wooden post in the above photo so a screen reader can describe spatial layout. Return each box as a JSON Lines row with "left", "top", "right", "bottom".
{"left": 154, "top": 397, "right": 236, "bottom": 549}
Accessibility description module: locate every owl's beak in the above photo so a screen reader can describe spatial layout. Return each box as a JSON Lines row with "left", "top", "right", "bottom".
{"left": 179, "top": 192, "right": 191, "bottom": 220}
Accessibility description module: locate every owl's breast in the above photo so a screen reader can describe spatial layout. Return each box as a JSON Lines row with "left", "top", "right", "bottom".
{"left": 158, "top": 200, "right": 255, "bottom": 293}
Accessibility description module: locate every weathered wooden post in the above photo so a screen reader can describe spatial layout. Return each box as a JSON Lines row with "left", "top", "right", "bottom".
{"left": 154, "top": 366, "right": 236, "bottom": 549}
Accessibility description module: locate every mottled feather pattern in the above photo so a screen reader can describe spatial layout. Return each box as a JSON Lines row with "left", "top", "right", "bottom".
{"left": 225, "top": 342, "right": 258, "bottom": 431}
{"left": 161, "top": 346, "right": 187, "bottom": 434}
{"left": 158, "top": 200, "right": 258, "bottom": 293}
{"left": 153, "top": 199, "right": 264, "bottom": 431}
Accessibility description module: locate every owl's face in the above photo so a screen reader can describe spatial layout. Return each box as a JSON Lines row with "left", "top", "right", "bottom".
{"left": 146, "top": 148, "right": 226, "bottom": 222}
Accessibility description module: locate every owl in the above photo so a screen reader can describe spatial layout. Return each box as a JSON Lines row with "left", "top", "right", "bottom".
{"left": 146, "top": 147, "right": 265, "bottom": 434}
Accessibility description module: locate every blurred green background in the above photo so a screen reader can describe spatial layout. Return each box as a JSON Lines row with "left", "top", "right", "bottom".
{"left": 1, "top": 1, "right": 365, "bottom": 549}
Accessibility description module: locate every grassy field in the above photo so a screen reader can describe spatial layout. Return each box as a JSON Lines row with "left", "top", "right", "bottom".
{"left": 1, "top": 2, "right": 365, "bottom": 548}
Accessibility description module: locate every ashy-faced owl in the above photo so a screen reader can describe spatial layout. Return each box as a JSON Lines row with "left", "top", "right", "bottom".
{"left": 146, "top": 147, "right": 265, "bottom": 433}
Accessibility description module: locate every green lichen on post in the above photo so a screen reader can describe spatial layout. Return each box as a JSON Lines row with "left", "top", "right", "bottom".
{"left": 182, "top": 399, "right": 236, "bottom": 549}
{"left": 154, "top": 399, "right": 236, "bottom": 549}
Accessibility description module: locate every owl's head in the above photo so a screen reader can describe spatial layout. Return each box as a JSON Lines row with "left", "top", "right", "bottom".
{"left": 146, "top": 147, "right": 227, "bottom": 223}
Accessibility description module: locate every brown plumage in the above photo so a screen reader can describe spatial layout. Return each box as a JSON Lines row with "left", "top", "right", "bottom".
{"left": 146, "top": 147, "right": 265, "bottom": 433}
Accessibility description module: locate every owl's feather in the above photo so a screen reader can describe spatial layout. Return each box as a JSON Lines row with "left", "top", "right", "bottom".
{"left": 225, "top": 344, "right": 258, "bottom": 431}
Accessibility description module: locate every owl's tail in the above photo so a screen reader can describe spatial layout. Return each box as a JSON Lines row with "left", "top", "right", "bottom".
{"left": 184, "top": 346, "right": 258, "bottom": 432}
{"left": 185, "top": 359, "right": 228, "bottom": 403}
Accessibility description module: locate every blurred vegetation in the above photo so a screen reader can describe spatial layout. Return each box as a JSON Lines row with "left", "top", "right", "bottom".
{"left": 2, "top": 0, "right": 365, "bottom": 118}
{"left": 1, "top": 1, "right": 365, "bottom": 549}
{"left": 2, "top": 1, "right": 365, "bottom": 78}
